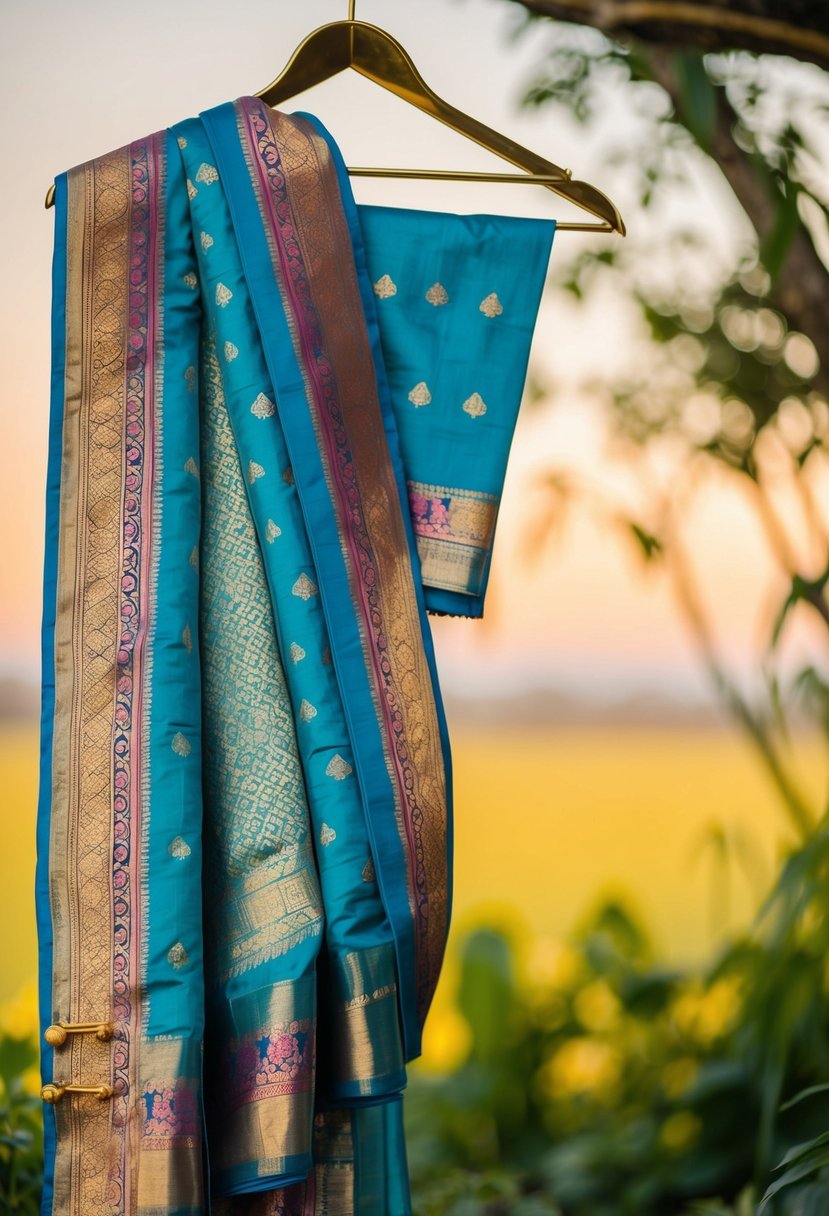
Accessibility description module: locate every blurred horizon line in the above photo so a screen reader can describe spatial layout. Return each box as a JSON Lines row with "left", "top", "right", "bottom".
{"left": 0, "top": 669, "right": 820, "bottom": 731}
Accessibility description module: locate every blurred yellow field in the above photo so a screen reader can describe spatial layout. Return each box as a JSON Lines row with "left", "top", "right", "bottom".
{"left": 2, "top": 721, "right": 825, "bottom": 1025}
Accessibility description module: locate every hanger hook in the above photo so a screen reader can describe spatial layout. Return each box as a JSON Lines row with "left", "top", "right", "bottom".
{"left": 348, "top": 0, "right": 355, "bottom": 19}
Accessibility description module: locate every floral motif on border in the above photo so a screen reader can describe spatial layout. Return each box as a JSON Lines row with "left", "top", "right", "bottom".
{"left": 141, "top": 1077, "right": 200, "bottom": 1149}
{"left": 221, "top": 1018, "right": 314, "bottom": 1114}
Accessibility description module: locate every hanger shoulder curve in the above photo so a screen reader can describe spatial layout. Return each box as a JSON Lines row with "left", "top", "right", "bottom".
{"left": 256, "top": 20, "right": 625, "bottom": 235}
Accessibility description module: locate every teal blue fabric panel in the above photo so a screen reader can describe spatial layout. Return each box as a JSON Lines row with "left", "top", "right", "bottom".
{"left": 353, "top": 1097, "right": 412, "bottom": 1216}
{"left": 36, "top": 168, "right": 67, "bottom": 1216}
{"left": 199, "top": 100, "right": 423, "bottom": 1062}
{"left": 177, "top": 113, "right": 398, "bottom": 979}
{"left": 144, "top": 129, "right": 205, "bottom": 1040}
{"left": 177, "top": 113, "right": 405, "bottom": 1118}
{"left": 356, "top": 205, "right": 554, "bottom": 617}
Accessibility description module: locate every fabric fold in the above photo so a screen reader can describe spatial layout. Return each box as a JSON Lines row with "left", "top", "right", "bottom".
{"left": 36, "top": 96, "right": 553, "bottom": 1216}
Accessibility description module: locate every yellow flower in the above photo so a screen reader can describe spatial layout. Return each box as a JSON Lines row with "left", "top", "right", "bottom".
{"left": 573, "top": 979, "right": 621, "bottom": 1032}
{"left": 525, "top": 937, "right": 585, "bottom": 992}
{"left": 670, "top": 976, "right": 742, "bottom": 1045}
{"left": 660, "top": 1109, "right": 702, "bottom": 1151}
{"left": 539, "top": 1036, "right": 622, "bottom": 1100}
{"left": 417, "top": 1005, "right": 471, "bottom": 1075}
{"left": 661, "top": 1056, "right": 699, "bottom": 1099}
{"left": 0, "top": 980, "right": 39, "bottom": 1042}
{"left": 21, "top": 1067, "right": 42, "bottom": 1099}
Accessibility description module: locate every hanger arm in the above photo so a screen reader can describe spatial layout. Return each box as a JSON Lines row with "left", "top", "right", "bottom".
{"left": 45, "top": 15, "right": 626, "bottom": 234}
{"left": 256, "top": 20, "right": 625, "bottom": 235}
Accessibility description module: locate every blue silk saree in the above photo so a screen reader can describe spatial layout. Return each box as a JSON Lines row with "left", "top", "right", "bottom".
{"left": 36, "top": 96, "right": 554, "bottom": 1216}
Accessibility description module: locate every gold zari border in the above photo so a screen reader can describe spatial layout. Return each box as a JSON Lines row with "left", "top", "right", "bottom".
{"left": 50, "top": 151, "right": 131, "bottom": 1216}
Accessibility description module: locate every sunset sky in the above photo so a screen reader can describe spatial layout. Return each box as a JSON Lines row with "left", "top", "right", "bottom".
{"left": 2, "top": 0, "right": 825, "bottom": 709}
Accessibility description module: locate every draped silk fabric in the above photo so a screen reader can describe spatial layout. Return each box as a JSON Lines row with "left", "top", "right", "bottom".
{"left": 36, "top": 97, "right": 554, "bottom": 1216}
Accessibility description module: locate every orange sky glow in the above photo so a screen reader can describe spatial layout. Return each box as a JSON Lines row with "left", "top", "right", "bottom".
{"left": 2, "top": 0, "right": 826, "bottom": 710}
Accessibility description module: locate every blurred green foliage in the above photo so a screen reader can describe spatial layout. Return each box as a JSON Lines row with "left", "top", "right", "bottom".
{"left": 7, "top": 830, "right": 829, "bottom": 1216}
{"left": 0, "top": 1019, "right": 42, "bottom": 1215}
{"left": 408, "top": 806, "right": 829, "bottom": 1213}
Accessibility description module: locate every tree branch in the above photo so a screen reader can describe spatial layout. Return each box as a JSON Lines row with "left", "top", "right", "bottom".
{"left": 509, "top": 0, "right": 829, "bottom": 70}
{"left": 644, "top": 47, "right": 829, "bottom": 402}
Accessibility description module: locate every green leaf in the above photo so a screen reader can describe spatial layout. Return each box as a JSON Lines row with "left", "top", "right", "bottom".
{"left": 760, "top": 179, "right": 801, "bottom": 285}
{"left": 674, "top": 52, "right": 718, "bottom": 154}
{"left": 774, "top": 1128, "right": 829, "bottom": 1171}
{"left": 780, "top": 1082, "right": 829, "bottom": 1113}
{"left": 628, "top": 522, "right": 662, "bottom": 560}
{"left": 758, "top": 1145, "right": 829, "bottom": 1210}
{"left": 457, "top": 930, "right": 516, "bottom": 1068}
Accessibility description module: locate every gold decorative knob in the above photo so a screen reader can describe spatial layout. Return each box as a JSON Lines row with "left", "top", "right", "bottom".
{"left": 40, "top": 1082, "right": 114, "bottom": 1104}
{"left": 45, "top": 1021, "right": 113, "bottom": 1047}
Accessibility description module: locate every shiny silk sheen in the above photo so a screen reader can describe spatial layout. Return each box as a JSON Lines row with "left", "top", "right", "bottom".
{"left": 36, "top": 97, "right": 554, "bottom": 1216}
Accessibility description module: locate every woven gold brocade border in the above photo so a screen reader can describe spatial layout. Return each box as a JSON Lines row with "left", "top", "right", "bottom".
{"left": 137, "top": 1039, "right": 204, "bottom": 1213}
{"left": 312, "top": 1109, "right": 355, "bottom": 1216}
{"left": 50, "top": 153, "right": 131, "bottom": 1216}
{"left": 407, "top": 480, "right": 498, "bottom": 596}
{"left": 323, "top": 944, "right": 402, "bottom": 1094}
{"left": 416, "top": 535, "right": 490, "bottom": 596}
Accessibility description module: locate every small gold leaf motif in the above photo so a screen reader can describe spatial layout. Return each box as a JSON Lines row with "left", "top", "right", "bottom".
{"left": 320, "top": 823, "right": 337, "bottom": 847}
{"left": 195, "top": 162, "right": 219, "bottom": 185}
{"left": 425, "top": 282, "right": 449, "bottom": 306}
{"left": 266, "top": 519, "right": 282, "bottom": 543}
{"left": 171, "top": 732, "right": 191, "bottom": 757}
{"left": 479, "top": 292, "right": 503, "bottom": 318}
{"left": 200, "top": 230, "right": 214, "bottom": 251}
{"left": 182, "top": 623, "right": 192, "bottom": 653}
{"left": 250, "top": 392, "right": 275, "bottom": 419}
{"left": 167, "top": 942, "right": 189, "bottom": 969}
{"left": 184, "top": 365, "right": 196, "bottom": 393}
{"left": 462, "top": 392, "right": 488, "bottom": 419}
{"left": 184, "top": 456, "right": 199, "bottom": 479}
{"left": 299, "top": 699, "right": 317, "bottom": 722}
{"left": 325, "top": 754, "right": 353, "bottom": 781}
{"left": 224, "top": 341, "right": 238, "bottom": 363}
{"left": 322, "top": 647, "right": 332, "bottom": 666}
{"left": 247, "top": 460, "right": 265, "bottom": 484}
{"left": 292, "top": 573, "right": 318, "bottom": 600}
{"left": 188, "top": 546, "right": 199, "bottom": 571}
{"left": 362, "top": 858, "right": 376, "bottom": 883}
{"left": 215, "top": 283, "right": 233, "bottom": 308}
{"left": 289, "top": 643, "right": 306, "bottom": 665}
{"left": 186, "top": 179, "right": 197, "bottom": 199}
{"left": 168, "top": 836, "right": 191, "bottom": 859}
{"left": 282, "top": 466, "right": 294, "bottom": 486}
{"left": 408, "top": 381, "right": 432, "bottom": 407}
{"left": 182, "top": 272, "right": 198, "bottom": 290}
{"left": 373, "top": 274, "right": 397, "bottom": 299}
{"left": 176, "top": 136, "right": 187, "bottom": 150}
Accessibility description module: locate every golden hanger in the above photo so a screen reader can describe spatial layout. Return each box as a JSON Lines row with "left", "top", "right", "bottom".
{"left": 256, "top": 1, "right": 624, "bottom": 234}
{"left": 45, "top": 1, "right": 625, "bottom": 234}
